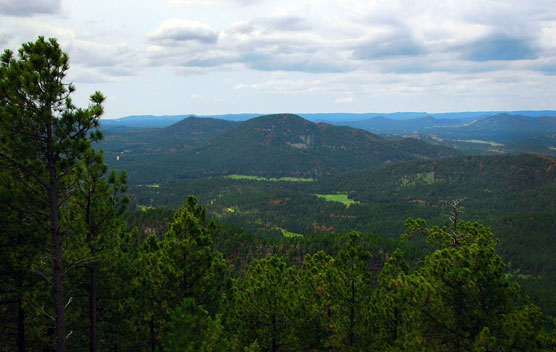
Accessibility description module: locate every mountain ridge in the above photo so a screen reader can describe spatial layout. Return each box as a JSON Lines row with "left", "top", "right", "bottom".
{"left": 105, "top": 114, "right": 459, "bottom": 183}
{"left": 100, "top": 110, "right": 556, "bottom": 128}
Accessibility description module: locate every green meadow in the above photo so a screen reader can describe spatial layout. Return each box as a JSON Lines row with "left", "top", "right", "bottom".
{"left": 226, "top": 174, "right": 314, "bottom": 182}
{"left": 314, "top": 193, "right": 360, "bottom": 207}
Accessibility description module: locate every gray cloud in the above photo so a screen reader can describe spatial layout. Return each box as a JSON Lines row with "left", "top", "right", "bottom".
{"left": 147, "top": 17, "right": 349, "bottom": 73}
{"left": 69, "top": 40, "right": 139, "bottom": 69}
{"left": 178, "top": 55, "right": 236, "bottom": 68}
{"left": 240, "top": 52, "right": 350, "bottom": 73}
{"left": 148, "top": 19, "right": 219, "bottom": 45}
{"left": 254, "top": 16, "right": 310, "bottom": 32}
{"left": 149, "top": 44, "right": 350, "bottom": 74}
{"left": 462, "top": 34, "right": 540, "bottom": 61}
{"left": 352, "top": 31, "right": 424, "bottom": 60}
{"left": 0, "top": 32, "right": 9, "bottom": 47}
{"left": 0, "top": 0, "right": 61, "bottom": 16}
{"left": 146, "top": 2, "right": 556, "bottom": 78}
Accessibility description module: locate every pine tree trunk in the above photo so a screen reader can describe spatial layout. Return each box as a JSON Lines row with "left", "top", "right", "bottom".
{"left": 50, "top": 179, "right": 66, "bottom": 352}
{"left": 349, "top": 274, "right": 355, "bottom": 348}
{"left": 47, "top": 125, "right": 66, "bottom": 352}
{"left": 89, "top": 262, "right": 98, "bottom": 352}
{"left": 17, "top": 295, "right": 25, "bottom": 352}
{"left": 272, "top": 313, "right": 277, "bottom": 352}
{"left": 150, "top": 315, "right": 155, "bottom": 352}
{"left": 16, "top": 212, "right": 26, "bottom": 352}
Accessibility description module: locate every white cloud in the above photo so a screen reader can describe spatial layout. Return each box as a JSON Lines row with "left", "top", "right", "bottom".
{"left": 252, "top": 15, "right": 310, "bottom": 32}
{"left": 3, "top": 0, "right": 555, "bottom": 116}
{"left": 70, "top": 40, "right": 139, "bottom": 68}
{"left": 146, "top": 16, "right": 354, "bottom": 73}
{"left": 141, "top": 0, "right": 556, "bottom": 78}
{"left": 0, "top": 0, "right": 61, "bottom": 16}
{"left": 147, "top": 19, "right": 219, "bottom": 45}
{"left": 335, "top": 96, "right": 355, "bottom": 104}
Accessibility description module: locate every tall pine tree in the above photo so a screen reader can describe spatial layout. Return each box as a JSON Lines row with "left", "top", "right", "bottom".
{"left": 0, "top": 37, "right": 104, "bottom": 351}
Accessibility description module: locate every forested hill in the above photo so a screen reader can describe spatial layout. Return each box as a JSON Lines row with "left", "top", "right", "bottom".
{"left": 342, "top": 115, "right": 464, "bottom": 134}
{"left": 321, "top": 153, "right": 556, "bottom": 198}
{"left": 105, "top": 114, "right": 459, "bottom": 183}
{"left": 156, "top": 116, "right": 238, "bottom": 148}
{"left": 424, "top": 113, "right": 556, "bottom": 142}
{"left": 97, "top": 116, "right": 238, "bottom": 155}
{"left": 338, "top": 113, "right": 556, "bottom": 155}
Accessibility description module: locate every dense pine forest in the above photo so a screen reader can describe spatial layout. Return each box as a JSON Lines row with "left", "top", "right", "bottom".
{"left": 2, "top": 37, "right": 556, "bottom": 352}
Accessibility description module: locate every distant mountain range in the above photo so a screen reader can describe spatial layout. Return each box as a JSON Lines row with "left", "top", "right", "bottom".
{"left": 100, "top": 112, "right": 556, "bottom": 158}
{"left": 335, "top": 113, "right": 556, "bottom": 137}
{"left": 102, "top": 114, "right": 459, "bottom": 183}
{"left": 101, "top": 110, "right": 556, "bottom": 128}
{"left": 428, "top": 114, "right": 556, "bottom": 142}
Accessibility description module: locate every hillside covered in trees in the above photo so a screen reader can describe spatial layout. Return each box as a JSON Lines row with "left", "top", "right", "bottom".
{"left": 2, "top": 37, "right": 556, "bottom": 352}
{"left": 100, "top": 113, "right": 459, "bottom": 183}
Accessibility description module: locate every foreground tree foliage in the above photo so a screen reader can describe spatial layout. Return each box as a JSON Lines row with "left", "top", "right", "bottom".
{"left": 1, "top": 37, "right": 556, "bottom": 351}
{"left": 0, "top": 37, "right": 105, "bottom": 351}
{"left": 399, "top": 218, "right": 554, "bottom": 351}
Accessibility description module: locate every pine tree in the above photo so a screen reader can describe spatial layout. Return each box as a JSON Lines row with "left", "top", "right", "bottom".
{"left": 328, "top": 232, "right": 372, "bottom": 351}
{"left": 230, "top": 255, "right": 295, "bottom": 352}
{"left": 0, "top": 172, "right": 48, "bottom": 350}
{"left": 158, "top": 196, "right": 228, "bottom": 314}
{"left": 0, "top": 37, "right": 104, "bottom": 351}
{"left": 293, "top": 251, "right": 336, "bottom": 351}
{"left": 66, "top": 149, "right": 128, "bottom": 351}
{"left": 131, "top": 196, "right": 229, "bottom": 351}
{"left": 403, "top": 218, "right": 552, "bottom": 351}
{"left": 372, "top": 248, "right": 410, "bottom": 350}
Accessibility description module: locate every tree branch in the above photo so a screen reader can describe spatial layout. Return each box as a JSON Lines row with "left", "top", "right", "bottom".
{"left": 0, "top": 151, "right": 48, "bottom": 188}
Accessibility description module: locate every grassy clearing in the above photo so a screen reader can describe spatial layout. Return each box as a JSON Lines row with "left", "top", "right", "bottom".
{"left": 315, "top": 193, "right": 359, "bottom": 207}
{"left": 456, "top": 139, "right": 504, "bottom": 147}
{"left": 276, "top": 226, "right": 304, "bottom": 238}
{"left": 505, "top": 269, "right": 540, "bottom": 280}
{"left": 224, "top": 206, "right": 238, "bottom": 213}
{"left": 137, "top": 205, "right": 147, "bottom": 211}
{"left": 226, "top": 174, "right": 314, "bottom": 182}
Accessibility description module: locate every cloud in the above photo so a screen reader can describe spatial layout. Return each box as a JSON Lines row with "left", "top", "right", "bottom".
{"left": 147, "top": 19, "right": 219, "bottom": 45}
{"left": 146, "top": 17, "right": 351, "bottom": 73}
{"left": 69, "top": 40, "right": 136, "bottom": 67}
{"left": 253, "top": 16, "right": 310, "bottom": 32}
{"left": 67, "top": 70, "right": 114, "bottom": 84}
{"left": 240, "top": 51, "right": 350, "bottom": 73}
{"left": 335, "top": 96, "right": 355, "bottom": 104}
{"left": 145, "top": 1, "right": 556, "bottom": 80}
{"left": 169, "top": 0, "right": 262, "bottom": 5}
{"left": 0, "top": 0, "right": 61, "bottom": 16}
{"left": 352, "top": 32, "right": 424, "bottom": 60}
{"left": 0, "top": 32, "right": 9, "bottom": 47}
{"left": 462, "top": 34, "right": 540, "bottom": 61}
{"left": 60, "top": 39, "right": 143, "bottom": 81}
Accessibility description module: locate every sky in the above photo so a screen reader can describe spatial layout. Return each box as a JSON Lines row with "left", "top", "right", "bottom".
{"left": 1, "top": 0, "right": 556, "bottom": 118}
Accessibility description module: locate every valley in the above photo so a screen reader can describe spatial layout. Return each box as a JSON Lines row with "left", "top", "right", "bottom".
{"left": 98, "top": 112, "right": 556, "bottom": 316}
